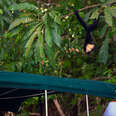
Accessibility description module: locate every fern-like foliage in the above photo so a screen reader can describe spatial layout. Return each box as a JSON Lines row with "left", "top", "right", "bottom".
{"left": 7, "top": 2, "right": 62, "bottom": 66}
{"left": 8, "top": 17, "right": 33, "bottom": 31}
{"left": 9, "top": 2, "right": 38, "bottom": 11}
{"left": 0, "top": 0, "right": 16, "bottom": 34}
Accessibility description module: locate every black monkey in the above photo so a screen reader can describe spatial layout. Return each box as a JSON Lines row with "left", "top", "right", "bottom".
{"left": 74, "top": 10, "right": 99, "bottom": 54}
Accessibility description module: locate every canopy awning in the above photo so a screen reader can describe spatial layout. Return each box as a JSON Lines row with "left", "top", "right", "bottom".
{"left": 0, "top": 71, "right": 116, "bottom": 112}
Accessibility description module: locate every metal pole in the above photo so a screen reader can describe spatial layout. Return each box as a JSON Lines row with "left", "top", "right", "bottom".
{"left": 45, "top": 90, "right": 48, "bottom": 116}
{"left": 86, "top": 94, "right": 89, "bottom": 116}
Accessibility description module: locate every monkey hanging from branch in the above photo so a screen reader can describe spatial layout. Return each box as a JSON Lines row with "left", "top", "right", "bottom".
{"left": 74, "top": 10, "right": 100, "bottom": 54}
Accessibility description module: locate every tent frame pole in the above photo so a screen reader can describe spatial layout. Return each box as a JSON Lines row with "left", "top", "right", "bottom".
{"left": 45, "top": 90, "right": 48, "bottom": 116}
{"left": 86, "top": 94, "right": 89, "bottom": 116}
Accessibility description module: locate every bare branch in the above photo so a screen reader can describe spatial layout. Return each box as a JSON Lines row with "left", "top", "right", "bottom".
{"left": 53, "top": 99, "right": 65, "bottom": 116}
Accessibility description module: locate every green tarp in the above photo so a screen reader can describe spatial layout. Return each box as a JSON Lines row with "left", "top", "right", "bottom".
{"left": 0, "top": 71, "right": 116, "bottom": 112}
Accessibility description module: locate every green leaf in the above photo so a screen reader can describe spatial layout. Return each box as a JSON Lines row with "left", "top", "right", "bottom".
{"left": 84, "top": 10, "right": 92, "bottom": 21}
{"left": 25, "top": 28, "right": 39, "bottom": 57}
{"left": 90, "top": 9, "right": 99, "bottom": 19}
{"left": 8, "top": 17, "right": 33, "bottom": 31}
{"left": 51, "top": 23, "right": 61, "bottom": 47}
{"left": 100, "top": 0, "right": 105, "bottom": 3}
{"left": 111, "top": 9, "right": 116, "bottom": 17}
{"left": 43, "top": 14, "right": 48, "bottom": 25}
{"left": 3, "top": 16, "right": 11, "bottom": 23}
{"left": 46, "top": 46, "right": 54, "bottom": 59}
{"left": 98, "top": 36, "right": 109, "bottom": 64}
{"left": 4, "top": 27, "right": 22, "bottom": 39}
{"left": 22, "top": 23, "right": 40, "bottom": 40}
{"left": 37, "top": 27, "right": 45, "bottom": 60}
{"left": 9, "top": 3, "right": 38, "bottom": 11}
{"left": 0, "top": 9, "right": 3, "bottom": 14}
{"left": 49, "top": 11, "right": 61, "bottom": 24}
{"left": 104, "top": 7, "right": 113, "bottom": 27}
{"left": 34, "top": 44, "right": 40, "bottom": 63}
{"left": 46, "top": 46, "right": 57, "bottom": 67}
{"left": 100, "top": 24, "right": 108, "bottom": 38}
{"left": 45, "top": 25, "right": 53, "bottom": 47}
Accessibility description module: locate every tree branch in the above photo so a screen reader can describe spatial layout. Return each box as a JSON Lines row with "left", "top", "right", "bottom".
{"left": 79, "top": 1, "right": 116, "bottom": 11}
{"left": 53, "top": 99, "right": 65, "bottom": 116}
{"left": 63, "top": 1, "right": 116, "bottom": 18}
{"left": 79, "top": 4, "right": 100, "bottom": 12}
{"left": 93, "top": 76, "right": 110, "bottom": 81}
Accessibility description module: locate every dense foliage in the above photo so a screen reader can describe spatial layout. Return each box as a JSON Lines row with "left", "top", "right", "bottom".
{"left": 0, "top": 0, "right": 116, "bottom": 115}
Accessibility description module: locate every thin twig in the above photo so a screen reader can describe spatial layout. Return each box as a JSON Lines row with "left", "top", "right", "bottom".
{"left": 29, "top": 113, "right": 40, "bottom": 116}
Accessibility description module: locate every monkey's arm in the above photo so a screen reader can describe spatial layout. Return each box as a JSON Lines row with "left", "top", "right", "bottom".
{"left": 74, "top": 10, "right": 88, "bottom": 31}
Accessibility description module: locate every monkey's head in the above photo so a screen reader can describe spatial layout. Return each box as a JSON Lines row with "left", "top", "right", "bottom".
{"left": 84, "top": 43, "right": 96, "bottom": 54}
